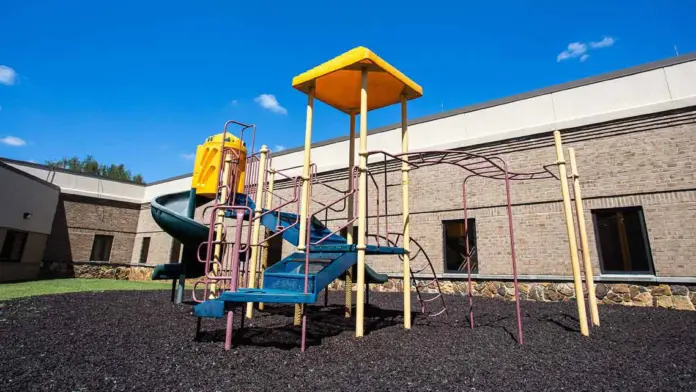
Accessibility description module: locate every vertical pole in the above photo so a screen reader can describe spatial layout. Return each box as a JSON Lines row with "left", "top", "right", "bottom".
{"left": 245, "top": 145, "right": 269, "bottom": 319}
{"left": 230, "top": 213, "right": 244, "bottom": 292}
{"left": 553, "top": 131, "right": 589, "bottom": 337}
{"left": 345, "top": 114, "right": 356, "bottom": 319}
{"left": 179, "top": 188, "right": 195, "bottom": 305}
{"left": 400, "top": 94, "right": 412, "bottom": 330}
{"left": 211, "top": 152, "right": 232, "bottom": 299}
{"left": 296, "top": 87, "right": 315, "bottom": 326}
{"left": 355, "top": 68, "right": 369, "bottom": 338}
{"left": 170, "top": 278, "right": 176, "bottom": 302}
{"left": 463, "top": 182, "right": 474, "bottom": 329}
{"left": 258, "top": 169, "right": 275, "bottom": 311}
{"left": 568, "top": 148, "right": 600, "bottom": 326}
{"left": 224, "top": 309, "right": 234, "bottom": 350}
{"left": 503, "top": 166, "right": 524, "bottom": 345}
{"left": 186, "top": 188, "right": 197, "bottom": 219}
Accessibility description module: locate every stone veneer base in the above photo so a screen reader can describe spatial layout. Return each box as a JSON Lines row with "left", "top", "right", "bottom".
{"left": 39, "top": 262, "right": 696, "bottom": 311}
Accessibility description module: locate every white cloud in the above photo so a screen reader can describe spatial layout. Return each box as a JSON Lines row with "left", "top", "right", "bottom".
{"left": 254, "top": 94, "right": 287, "bottom": 115}
{"left": 273, "top": 144, "right": 286, "bottom": 152}
{"left": 230, "top": 100, "right": 238, "bottom": 106}
{"left": 590, "top": 37, "right": 615, "bottom": 49}
{"left": 0, "top": 136, "right": 27, "bottom": 146}
{"left": 0, "top": 66, "right": 18, "bottom": 86}
{"left": 557, "top": 36, "right": 615, "bottom": 63}
{"left": 557, "top": 42, "right": 587, "bottom": 62}
{"left": 180, "top": 153, "right": 195, "bottom": 160}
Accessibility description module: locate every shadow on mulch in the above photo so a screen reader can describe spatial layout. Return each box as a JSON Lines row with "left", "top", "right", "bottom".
{"left": 196, "top": 302, "right": 405, "bottom": 350}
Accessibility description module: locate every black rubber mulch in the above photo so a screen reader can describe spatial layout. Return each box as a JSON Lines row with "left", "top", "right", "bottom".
{"left": 1, "top": 290, "right": 695, "bottom": 391}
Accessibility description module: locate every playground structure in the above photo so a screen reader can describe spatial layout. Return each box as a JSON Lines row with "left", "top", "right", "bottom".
{"left": 150, "top": 46, "right": 601, "bottom": 351}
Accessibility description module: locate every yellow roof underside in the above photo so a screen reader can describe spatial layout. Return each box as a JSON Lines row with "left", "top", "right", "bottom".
{"left": 292, "top": 46, "right": 423, "bottom": 114}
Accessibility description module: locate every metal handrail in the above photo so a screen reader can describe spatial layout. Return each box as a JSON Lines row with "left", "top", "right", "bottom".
{"left": 303, "top": 168, "right": 359, "bottom": 296}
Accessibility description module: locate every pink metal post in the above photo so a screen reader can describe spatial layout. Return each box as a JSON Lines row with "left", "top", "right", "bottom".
{"left": 462, "top": 181, "right": 474, "bottom": 329}
{"left": 501, "top": 161, "right": 524, "bottom": 345}
{"left": 223, "top": 212, "right": 245, "bottom": 351}
{"left": 225, "top": 310, "right": 234, "bottom": 350}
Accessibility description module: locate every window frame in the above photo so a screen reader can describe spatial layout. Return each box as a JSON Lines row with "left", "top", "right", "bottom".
{"left": 441, "top": 218, "right": 478, "bottom": 274}
{"left": 89, "top": 234, "right": 114, "bottom": 262}
{"left": 591, "top": 206, "right": 655, "bottom": 275}
{"left": 0, "top": 230, "right": 29, "bottom": 263}
{"left": 139, "top": 237, "right": 151, "bottom": 264}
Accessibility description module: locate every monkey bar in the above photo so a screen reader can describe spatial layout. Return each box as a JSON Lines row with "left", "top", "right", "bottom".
{"left": 363, "top": 149, "right": 559, "bottom": 345}
{"left": 362, "top": 131, "right": 600, "bottom": 342}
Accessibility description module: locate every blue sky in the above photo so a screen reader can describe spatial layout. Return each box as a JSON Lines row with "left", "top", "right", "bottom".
{"left": 1, "top": 0, "right": 694, "bottom": 182}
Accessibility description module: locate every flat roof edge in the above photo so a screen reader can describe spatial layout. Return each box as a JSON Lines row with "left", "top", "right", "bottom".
{"left": 0, "top": 157, "right": 148, "bottom": 186}
{"left": 0, "top": 160, "right": 61, "bottom": 191}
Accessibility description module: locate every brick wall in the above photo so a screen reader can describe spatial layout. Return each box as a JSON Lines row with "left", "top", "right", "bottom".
{"left": 124, "top": 107, "right": 696, "bottom": 281}
{"left": 270, "top": 107, "right": 696, "bottom": 279}
{"left": 43, "top": 194, "right": 140, "bottom": 264}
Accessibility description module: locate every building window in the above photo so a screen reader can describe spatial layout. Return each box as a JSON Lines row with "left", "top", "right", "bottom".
{"left": 1, "top": 230, "right": 28, "bottom": 263}
{"left": 442, "top": 218, "right": 478, "bottom": 274}
{"left": 139, "top": 237, "right": 151, "bottom": 264}
{"left": 170, "top": 239, "right": 182, "bottom": 262}
{"left": 592, "top": 207, "right": 654, "bottom": 274}
{"left": 90, "top": 234, "right": 113, "bottom": 262}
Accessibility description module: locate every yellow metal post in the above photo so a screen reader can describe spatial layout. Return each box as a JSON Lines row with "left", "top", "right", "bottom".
{"left": 568, "top": 148, "right": 600, "bottom": 326}
{"left": 345, "top": 113, "right": 356, "bottom": 318}
{"left": 553, "top": 131, "right": 589, "bottom": 337}
{"left": 245, "top": 145, "right": 269, "bottom": 319}
{"left": 295, "top": 87, "right": 315, "bottom": 326}
{"left": 259, "top": 169, "right": 275, "bottom": 311}
{"left": 210, "top": 151, "right": 232, "bottom": 299}
{"left": 355, "top": 68, "right": 368, "bottom": 338}
{"left": 400, "top": 94, "right": 411, "bottom": 330}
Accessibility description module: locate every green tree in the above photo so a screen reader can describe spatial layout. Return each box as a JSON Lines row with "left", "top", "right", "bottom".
{"left": 45, "top": 155, "right": 145, "bottom": 184}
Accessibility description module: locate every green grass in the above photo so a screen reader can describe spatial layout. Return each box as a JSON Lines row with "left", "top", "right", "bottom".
{"left": 0, "top": 278, "right": 169, "bottom": 301}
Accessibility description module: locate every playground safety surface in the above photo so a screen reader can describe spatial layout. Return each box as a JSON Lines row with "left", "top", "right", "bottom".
{"left": 1, "top": 290, "right": 695, "bottom": 391}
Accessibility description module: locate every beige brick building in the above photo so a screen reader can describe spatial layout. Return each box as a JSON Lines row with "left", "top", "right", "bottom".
{"left": 2, "top": 51, "right": 696, "bottom": 302}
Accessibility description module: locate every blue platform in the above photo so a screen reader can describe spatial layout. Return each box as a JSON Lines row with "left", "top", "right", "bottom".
{"left": 194, "top": 194, "right": 402, "bottom": 318}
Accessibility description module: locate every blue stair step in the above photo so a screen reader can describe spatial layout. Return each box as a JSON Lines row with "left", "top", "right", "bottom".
{"left": 193, "top": 299, "right": 226, "bottom": 318}
{"left": 263, "top": 272, "right": 317, "bottom": 293}
{"left": 310, "top": 244, "right": 406, "bottom": 254}
{"left": 219, "top": 288, "right": 316, "bottom": 304}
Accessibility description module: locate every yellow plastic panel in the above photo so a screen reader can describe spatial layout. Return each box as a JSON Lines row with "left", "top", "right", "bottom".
{"left": 292, "top": 47, "right": 423, "bottom": 114}
{"left": 191, "top": 133, "right": 247, "bottom": 196}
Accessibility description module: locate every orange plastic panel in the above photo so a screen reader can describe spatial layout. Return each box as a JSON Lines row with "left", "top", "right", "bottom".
{"left": 292, "top": 47, "right": 423, "bottom": 114}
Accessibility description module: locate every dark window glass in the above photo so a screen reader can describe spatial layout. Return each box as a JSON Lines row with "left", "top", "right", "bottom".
{"left": 442, "top": 219, "right": 478, "bottom": 274}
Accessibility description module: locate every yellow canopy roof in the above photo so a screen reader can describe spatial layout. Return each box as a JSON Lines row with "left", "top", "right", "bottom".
{"left": 291, "top": 46, "right": 423, "bottom": 115}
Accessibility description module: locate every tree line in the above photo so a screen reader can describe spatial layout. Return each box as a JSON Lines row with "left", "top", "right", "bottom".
{"left": 45, "top": 155, "right": 144, "bottom": 184}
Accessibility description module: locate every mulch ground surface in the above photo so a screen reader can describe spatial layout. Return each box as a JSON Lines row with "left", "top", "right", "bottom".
{"left": 1, "top": 290, "right": 695, "bottom": 391}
